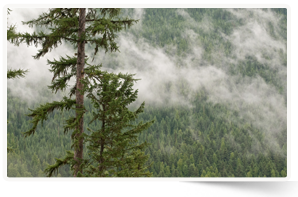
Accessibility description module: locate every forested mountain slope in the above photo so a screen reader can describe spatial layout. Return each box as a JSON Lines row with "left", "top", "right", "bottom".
{"left": 7, "top": 8, "right": 287, "bottom": 177}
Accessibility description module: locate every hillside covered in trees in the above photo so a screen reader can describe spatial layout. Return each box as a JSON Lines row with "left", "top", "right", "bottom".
{"left": 7, "top": 8, "right": 287, "bottom": 177}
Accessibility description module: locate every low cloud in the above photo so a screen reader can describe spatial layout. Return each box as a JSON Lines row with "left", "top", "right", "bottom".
{"left": 7, "top": 8, "right": 287, "bottom": 155}
{"left": 97, "top": 8, "right": 287, "bottom": 155}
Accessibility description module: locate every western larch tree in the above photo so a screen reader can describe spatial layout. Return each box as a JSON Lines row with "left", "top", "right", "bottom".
{"left": 8, "top": 8, "right": 138, "bottom": 177}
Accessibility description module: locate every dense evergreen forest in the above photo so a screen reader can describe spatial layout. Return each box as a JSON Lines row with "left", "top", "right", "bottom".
{"left": 7, "top": 8, "right": 287, "bottom": 177}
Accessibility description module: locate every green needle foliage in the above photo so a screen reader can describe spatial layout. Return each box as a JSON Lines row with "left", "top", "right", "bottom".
{"left": 8, "top": 8, "right": 145, "bottom": 177}
{"left": 82, "top": 66, "right": 154, "bottom": 177}
{"left": 46, "top": 66, "right": 154, "bottom": 177}
{"left": 10, "top": 8, "right": 138, "bottom": 59}
{"left": 7, "top": 69, "right": 28, "bottom": 79}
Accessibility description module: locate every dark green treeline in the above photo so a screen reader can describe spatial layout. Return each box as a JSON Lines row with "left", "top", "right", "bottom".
{"left": 7, "top": 87, "right": 287, "bottom": 177}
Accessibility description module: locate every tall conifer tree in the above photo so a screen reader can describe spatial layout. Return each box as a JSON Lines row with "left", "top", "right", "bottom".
{"left": 45, "top": 66, "right": 154, "bottom": 177}
{"left": 9, "top": 8, "right": 138, "bottom": 176}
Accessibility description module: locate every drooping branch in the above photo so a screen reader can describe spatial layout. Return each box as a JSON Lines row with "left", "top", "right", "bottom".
{"left": 47, "top": 55, "right": 78, "bottom": 82}
{"left": 47, "top": 55, "right": 81, "bottom": 94}
{"left": 24, "top": 97, "right": 76, "bottom": 137}
{"left": 23, "top": 8, "right": 79, "bottom": 27}
{"left": 7, "top": 69, "right": 28, "bottom": 79}
{"left": 48, "top": 73, "right": 74, "bottom": 93}
{"left": 9, "top": 31, "right": 78, "bottom": 59}
{"left": 44, "top": 150, "right": 74, "bottom": 177}
{"left": 85, "top": 18, "right": 138, "bottom": 59}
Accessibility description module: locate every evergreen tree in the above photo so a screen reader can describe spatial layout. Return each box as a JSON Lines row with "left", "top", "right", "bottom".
{"left": 45, "top": 68, "right": 154, "bottom": 177}
{"left": 165, "top": 165, "right": 171, "bottom": 177}
{"left": 8, "top": 8, "right": 138, "bottom": 176}
{"left": 81, "top": 69, "right": 154, "bottom": 177}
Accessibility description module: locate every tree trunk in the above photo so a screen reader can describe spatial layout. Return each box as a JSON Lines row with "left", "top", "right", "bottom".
{"left": 74, "top": 8, "right": 86, "bottom": 177}
{"left": 98, "top": 103, "right": 106, "bottom": 176}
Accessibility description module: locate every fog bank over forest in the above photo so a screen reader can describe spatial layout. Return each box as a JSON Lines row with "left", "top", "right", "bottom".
{"left": 7, "top": 8, "right": 287, "bottom": 156}
{"left": 99, "top": 8, "right": 287, "bottom": 155}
